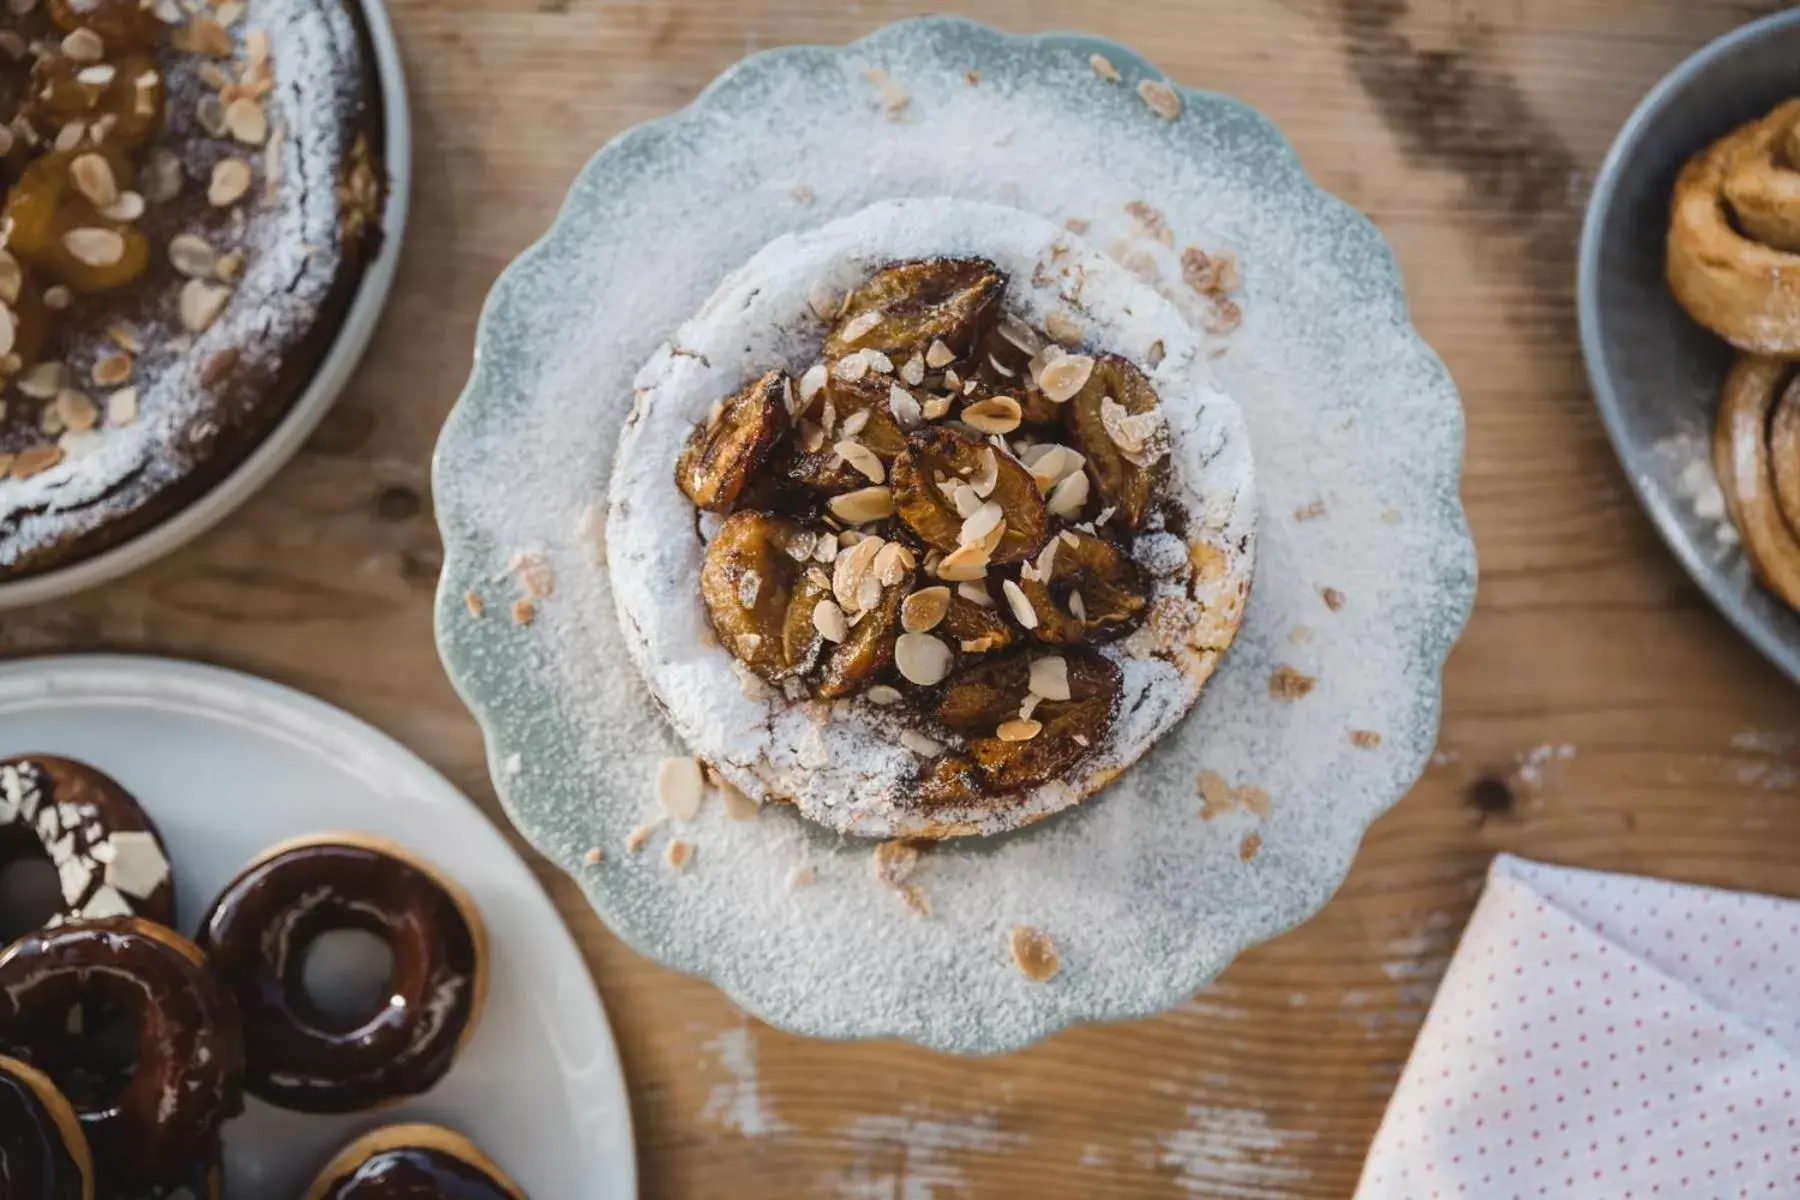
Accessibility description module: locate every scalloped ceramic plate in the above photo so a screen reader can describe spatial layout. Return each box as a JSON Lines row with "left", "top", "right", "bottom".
{"left": 432, "top": 17, "right": 1475, "bottom": 1054}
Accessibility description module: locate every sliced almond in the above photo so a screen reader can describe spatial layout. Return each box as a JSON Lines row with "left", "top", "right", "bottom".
{"left": 1036, "top": 353, "right": 1094, "bottom": 403}
{"left": 99, "top": 192, "right": 144, "bottom": 223}
{"left": 1009, "top": 926, "right": 1061, "bottom": 981}
{"left": 936, "top": 541, "right": 990, "bottom": 581}
{"left": 840, "top": 408, "right": 870, "bottom": 438}
{"left": 812, "top": 599, "right": 849, "bottom": 643}
{"left": 996, "top": 718, "right": 1042, "bottom": 742}
{"left": 835, "top": 439, "right": 885, "bottom": 484}
{"left": 894, "top": 632, "right": 952, "bottom": 686}
{"left": 1028, "top": 655, "right": 1071, "bottom": 701}
{"left": 1069, "top": 589, "right": 1088, "bottom": 623}
{"left": 900, "top": 352, "right": 925, "bottom": 387}
{"left": 178, "top": 279, "right": 231, "bottom": 332}
{"left": 872, "top": 540, "right": 913, "bottom": 586}
{"left": 11, "top": 445, "right": 64, "bottom": 479}
{"left": 655, "top": 756, "right": 705, "bottom": 820}
{"left": 168, "top": 233, "right": 217, "bottom": 278}
{"left": 807, "top": 278, "right": 839, "bottom": 321}
{"left": 827, "top": 486, "right": 894, "bottom": 525}
{"left": 208, "top": 158, "right": 252, "bottom": 206}
{"left": 838, "top": 308, "right": 883, "bottom": 345}
{"left": 922, "top": 394, "right": 952, "bottom": 421}
{"left": 866, "top": 684, "right": 903, "bottom": 705}
{"left": 831, "top": 535, "right": 884, "bottom": 612}
{"left": 105, "top": 387, "right": 138, "bottom": 426}
{"left": 901, "top": 586, "right": 950, "bottom": 633}
{"left": 91, "top": 354, "right": 130, "bottom": 387}
{"left": 1089, "top": 53, "right": 1121, "bottom": 82}
{"left": 69, "top": 154, "right": 117, "bottom": 208}
{"left": 16, "top": 363, "right": 68, "bottom": 400}
{"left": 798, "top": 361, "right": 828, "bottom": 404}
{"left": 1045, "top": 310, "right": 1083, "bottom": 344}
{"left": 956, "top": 580, "right": 993, "bottom": 608}
{"left": 888, "top": 384, "right": 923, "bottom": 429}
{"left": 664, "top": 840, "right": 693, "bottom": 871}
{"left": 54, "top": 390, "right": 96, "bottom": 432}
{"left": 925, "top": 338, "right": 956, "bottom": 369}
{"left": 959, "top": 501, "right": 1004, "bottom": 548}
{"left": 1001, "top": 579, "right": 1038, "bottom": 629}
{"left": 1138, "top": 78, "right": 1183, "bottom": 120}
{"left": 969, "top": 447, "right": 999, "bottom": 498}
{"left": 962, "top": 396, "right": 1022, "bottom": 435}
{"left": 62, "top": 228, "right": 124, "bottom": 268}
{"left": 1046, "top": 469, "right": 1090, "bottom": 518}
{"left": 224, "top": 97, "right": 268, "bottom": 145}
{"left": 900, "top": 730, "right": 944, "bottom": 757}
{"left": 61, "top": 28, "right": 104, "bottom": 63}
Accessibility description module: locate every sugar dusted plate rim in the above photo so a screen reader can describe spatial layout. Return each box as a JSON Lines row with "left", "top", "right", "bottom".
{"left": 433, "top": 15, "right": 1476, "bottom": 1053}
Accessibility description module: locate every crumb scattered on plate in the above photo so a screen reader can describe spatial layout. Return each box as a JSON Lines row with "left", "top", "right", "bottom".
{"left": 1009, "top": 926, "right": 1061, "bottom": 982}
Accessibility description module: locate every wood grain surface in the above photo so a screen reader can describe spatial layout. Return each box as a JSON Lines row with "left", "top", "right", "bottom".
{"left": 7, "top": 0, "right": 1800, "bottom": 1195}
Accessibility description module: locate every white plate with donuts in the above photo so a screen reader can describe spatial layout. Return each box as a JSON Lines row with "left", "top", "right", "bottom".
{"left": 0, "top": 654, "right": 635, "bottom": 1198}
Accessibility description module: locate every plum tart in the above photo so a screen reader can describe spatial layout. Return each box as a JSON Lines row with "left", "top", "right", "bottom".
{"left": 0, "top": 0, "right": 386, "bottom": 579}
{"left": 610, "top": 199, "right": 1254, "bottom": 838}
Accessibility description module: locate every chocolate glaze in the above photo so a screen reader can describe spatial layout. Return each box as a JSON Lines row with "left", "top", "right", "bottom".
{"left": 0, "top": 757, "right": 176, "bottom": 938}
{"left": 317, "top": 1148, "right": 517, "bottom": 1200}
{"left": 0, "top": 919, "right": 244, "bottom": 1186}
{"left": 197, "top": 840, "right": 483, "bottom": 1113}
{"left": 0, "top": 1059, "right": 85, "bottom": 1200}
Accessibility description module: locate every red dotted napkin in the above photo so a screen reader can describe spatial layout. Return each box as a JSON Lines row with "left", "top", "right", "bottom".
{"left": 1356, "top": 854, "right": 1800, "bottom": 1199}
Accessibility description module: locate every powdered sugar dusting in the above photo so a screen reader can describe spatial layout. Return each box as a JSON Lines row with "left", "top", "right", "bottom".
{"left": 826, "top": 1104, "right": 1027, "bottom": 1199}
{"left": 609, "top": 198, "right": 1253, "bottom": 837}
{"left": 433, "top": 18, "right": 1473, "bottom": 1051}
{"left": 0, "top": 0, "right": 372, "bottom": 568}
{"left": 699, "top": 1023, "right": 791, "bottom": 1138}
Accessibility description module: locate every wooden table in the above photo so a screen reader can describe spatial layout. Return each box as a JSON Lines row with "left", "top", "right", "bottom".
{"left": 9, "top": 0, "right": 1800, "bottom": 1194}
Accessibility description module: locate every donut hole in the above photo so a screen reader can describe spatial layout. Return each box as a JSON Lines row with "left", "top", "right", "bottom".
{"left": 299, "top": 927, "right": 397, "bottom": 1028}
{"left": 0, "top": 853, "right": 61, "bottom": 944}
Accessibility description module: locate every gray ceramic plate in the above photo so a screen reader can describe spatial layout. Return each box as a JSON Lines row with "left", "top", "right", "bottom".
{"left": 432, "top": 16, "right": 1476, "bottom": 1053}
{"left": 1580, "top": 10, "right": 1800, "bottom": 685}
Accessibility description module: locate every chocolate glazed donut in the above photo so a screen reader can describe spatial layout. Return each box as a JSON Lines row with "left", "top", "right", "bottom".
{"left": 197, "top": 833, "right": 489, "bottom": 1113}
{"left": 0, "top": 1053, "right": 93, "bottom": 1200}
{"left": 305, "top": 1125, "right": 526, "bottom": 1200}
{"left": 0, "top": 757, "right": 175, "bottom": 937}
{"left": 0, "top": 919, "right": 243, "bottom": 1188}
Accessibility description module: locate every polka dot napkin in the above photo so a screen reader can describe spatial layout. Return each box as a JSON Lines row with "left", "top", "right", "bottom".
{"left": 1356, "top": 853, "right": 1800, "bottom": 1199}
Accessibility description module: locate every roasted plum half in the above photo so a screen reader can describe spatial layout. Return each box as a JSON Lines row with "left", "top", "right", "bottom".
{"left": 675, "top": 370, "right": 791, "bottom": 512}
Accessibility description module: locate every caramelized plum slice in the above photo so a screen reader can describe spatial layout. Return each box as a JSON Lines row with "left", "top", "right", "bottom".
{"left": 890, "top": 427, "right": 1047, "bottom": 563}
{"left": 816, "top": 578, "right": 905, "bottom": 700}
{"left": 925, "top": 649, "right": 1120, "bottom": 798}
{"left": 825, "top": 258, "right": 1003, "bottom": 362}
{"left": 4, "top": 148, "right": 149, "bottom": 293}
{"left": 1064, "top": 353, "right": 1169, "bottom": 530}
{"left": 785, "top": 375, "right": 909, "bottom": 495}
{"left": 700, "top": 511, "right": 825, "bottom": 682}
{"left": 1017, "top": 531, "right": 1147, "bottom": 644}
{"left": 675, "top": 371, "right": 791, "bottom": 512}
{"left": 939, "top": 591, "right": 1016, "bottom": 655}
{"left": 29, "top": 51, "right": 164, "bottom": 149}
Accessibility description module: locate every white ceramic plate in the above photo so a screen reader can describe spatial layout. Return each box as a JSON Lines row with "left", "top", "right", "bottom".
{"left": 0, "top": 0, "right": 412, "bottom": 611}
{"left": 0, "top": 655, "right": 636, "bottom": 1198}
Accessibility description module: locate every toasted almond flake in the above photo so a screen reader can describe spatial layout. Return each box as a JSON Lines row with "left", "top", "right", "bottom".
{"left": 98, "top": 192, "right": 144, "bottom": 222}
{"left": 624, "top": 823, "right": 656, "bottom": 852}
{"left": 1351, "top": 730, "right": 1383, "bottom": 749}
{"left": 899, "top": 352, "right": 925, "bottom": 387}
{"left": 164, "top": 234, "right": 222, "bottom": 285}
{"left": 959, "top": 501, "right": 1004, "bottom": 548}
{"left": 0, "top": 308, "right": 13, "bottom": 361}
{"left": 178, "top": 279, "right": 231, "bottom": 332}
{"left": 835, "top": 439, "right": 885, "bottom": 484}
{"left": 866, "top": 685, "right": 904, "bottom": 706}
{"left": 935, "top": 541, "right": 990, "bottom": 581}
{"left": 827, "top": 485, "right": 893, "bottom": 525}
{"left": 895, "top": 632, "right": 952, "bottom": 686}
{"left": 925, "top": 338, "right": 955, "bottom": 369}
{"left": 462, "top": 589, "right": 486, "bottom": 619}
{"left": 224, "top": 97, "right": 267, "bottom": 145}
{"left": 840, "top": 408, "right": 870, "bottom": 438}
{"left": 511, "top": 598, "right": 535, "bottom": 625}
{"left": 91, "top": 354, "right": 130, "bottom": 387}
{"left": 901, "top": 586, "right": 950, "bottom": 633}
{"left": 831, "top": 535, "right": 884, "bottom": 611}
{"left": 582, "top": 846, "right": 603, "bottom": 866}
{"left": 1239, "top": 832, "right": 1263, "bottom": 862}
{"left": 1321, "top": 586, "right": 1346, "bottom": 611}
{"left": 208, "top": 158, "right": 253, "bottom": 206}
{"left": 899, "top": 730, "right": 943, "bottom": 757}
{"left": 1068, "top": 590, "right": 1088, "bottom": 623}
{"left": 873, "top": 540, "right": 913, "bottom": 586}
{"left": 11, "top": 445, "right": 63, "bottom": 479}
{"left": 1001, "top": 579, "right": 1038, "bottom": 629}
{"left": 1009, "top": 926, "right": 1060, "bottom": 981}
{"left": 1036, "top": 353, "right": 1094, "bottom": 403}
{"left": 965, "top": 448, "right": 999, "bottom": 500}
{"left": 1033, "top": 537, "right": 1061, "bottom": 581}
{"left": 61, "top": 28, "right": 103, "bottom": 62}
{"left": 53, "top": 389, "right": 97, "bottom": 433}
{"left": 797, "top": 420, "right": 825, "bottom": 453}
{"left": 833, "top": 352, "right": 870, "bottom": 383}
{"left": 62, "top": 228, "right": 124, "bottom": 268}
{"left": 1046, "top": 469, "right": 1090, "bottom": 518}
{"left": 720, "top": 780, "right": 760, "bottom": 820}
{"left": 864, "top": 349, "right": 894, "bottom": 375}
{"left": 1089, "top": 52, "right": 1121, "bottom": 81}
{"left": 806, "top": 278, "right": 839, "bottom": 320}
{"left": 1137, "top": 78, "right": 1182, "bottom": 119}
{"left": 956, "top": 580, "right": 993, "bottom": 608}
{"left": 839, "top": 309, "right": 883, "bottom": 345}
{"left": 1045, "top": 310, "right": 1083, "bottom": 344}
{"left": 996, "top": 718, "right": 1042, "bottom": 742}
{"left": 812, "top": 599, "right": 849, "bottom": 643}
{"left": 655, "top": 756, "right": 705, "bottom": 820}
{"left": 795, "top": 363, "right": 829, "bottom": 407}
{"left": 887, "top": 384, "right": 923, "bottom": 429}
{"left": 16, "top": 363, "right": 67, "bottom": 400}
{"left": 664, "top": 840, "right": 693, "bottom": 870}
{"left": 785, "top": 865, "right": 816, "bottom": 890}
{"left": 872, "top": 840, "right": 919, "bottom": 886}
{"left": 1028, "top": 656, "right": 1070, "bottom": 701}
{"left": 922, "top": 394, "right": 952, "bottom": 420}
{"left": 1019, "top": 693, "right": 1043, "bottom": 721}
{"left": 69, "top": 154, "right": 117, "bottom": 207}
{"left": 962, "top": 395, "right": 1022, "bottom": 435}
